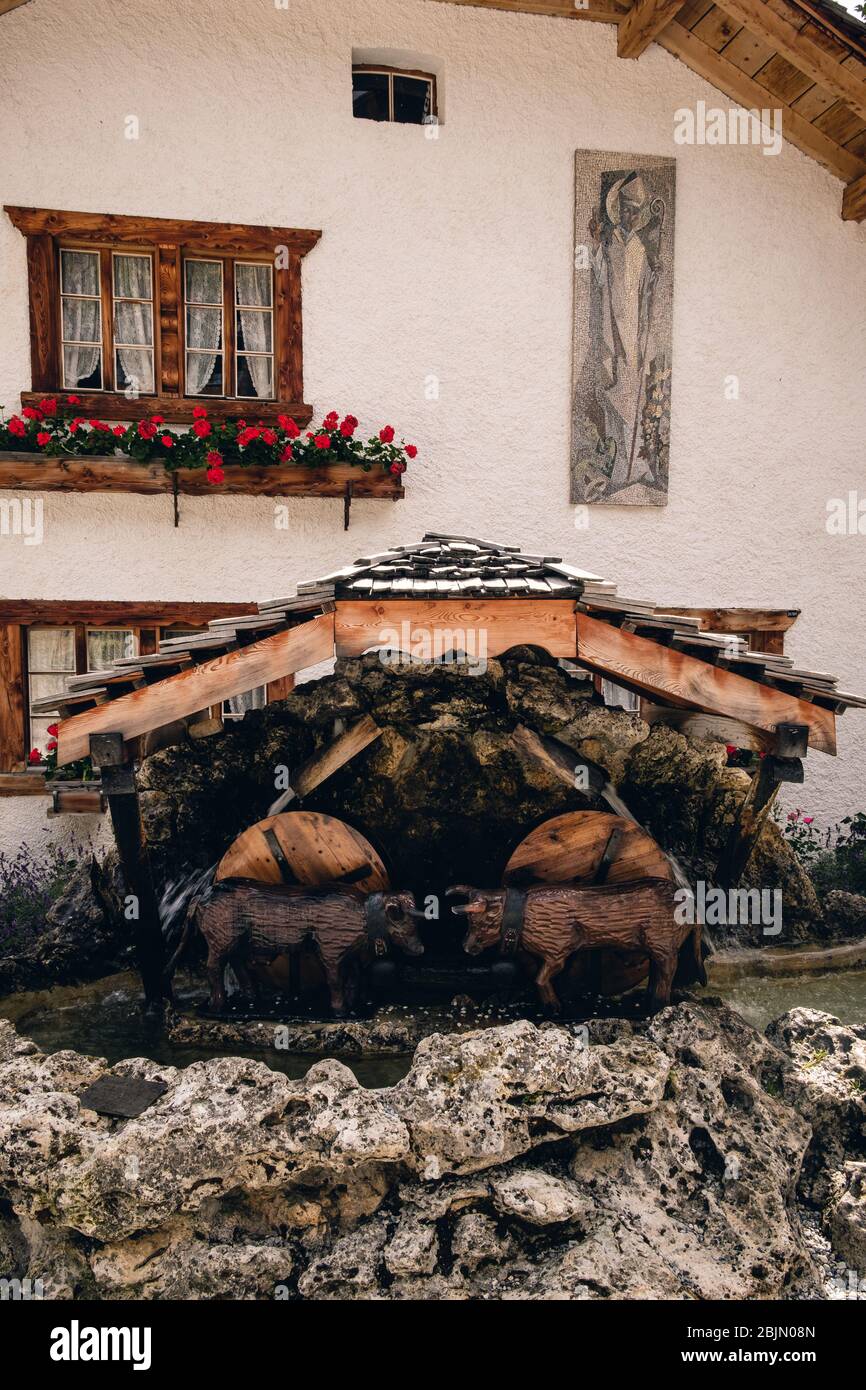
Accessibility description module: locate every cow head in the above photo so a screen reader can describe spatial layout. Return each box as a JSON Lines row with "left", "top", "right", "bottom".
{"left": 381, "top": 891, "right": 426, "bottom": 957}
{"left": 447, "top": 885, "right": 507, "bottom": 955}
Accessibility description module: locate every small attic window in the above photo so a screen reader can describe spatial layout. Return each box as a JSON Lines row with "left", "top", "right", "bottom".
{"left": 352, "top": 65, "right": 437, "bottom": 125}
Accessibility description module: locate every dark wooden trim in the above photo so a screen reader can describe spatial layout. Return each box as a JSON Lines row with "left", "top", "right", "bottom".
{"left": 7, "top": 206, "right": 320, "bottom": 418}
{"left": 25, "top": 235, "right": 60, "bottom": 391}
{"left": 0, "top": 772, "right": 49, "bottom": 797}
{"left": 5, "top": 207, "right": 321, "bottom": 256}
{"left": 0, "top": 599, "right": 258, "bottom": 626}
{"left": 0, "top": 624, "right": 26, "bottom": 772}
{"left": 0, "top": 455, "right": 404, "bottom": 499}
{"left": 19, "top": 390, "right": 313, "bottom": 426}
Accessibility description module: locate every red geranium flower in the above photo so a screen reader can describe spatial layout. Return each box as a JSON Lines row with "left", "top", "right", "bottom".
{"left": 27, "top": 748, "right": 42, "bottom": 765}
{"left": 206, "top": 466, "right": 225, "bottom": 485}
{"left": 36, "top": 431, "right": 50, "bottom": 446}
{"left": 151, "top": 415, "right": 165, "bottom": 424}
{"left": 39, "top": 398, "right": 57, "bottom": 416}
{"left": 138, "top": 420, "right": 158, "bottom": 440}
{"left": 113, "top": 425, "right": 126, "bottom": 437}
{"left": 261, "top": 428, "right": 277, "bottom": 446}
{"left": 192, "top": 405, "right": 208, "bottom": 418}
{"left": 66, "top": 395, "right": 80, "bottom": 405}
{"left": 161, "top": 435, "right": 173, "bottom": 447}
{"left": 340, "top": 418, "right": 356, "bottom": 437}
{"left": 69, "top": 417, "right": 85, "bottom": 432}
{"left": 46, "top": 739, "right": 57, "bottom": 752}
{"left": 192, "top": 419, "right": 211, "bottom": 438}
{"left": 322, "top": 411, "right": 339, "bottom": 430}
{"left": 280, "top": 444, "right": 293, "bottom": 462}
{"left": 47, "top": 723, "right": 59, "bottom": 737}
{"left": 206, "top": 450, "right": 223, "bottom": 467}
{"left": 8, "top": 416, "right": 26, "bottom": 436}
{"left": 405, "top": 444, "right": 417, "bottom": 459}
{"left": 314, "top": 434, "right": 331, "bottom": 449}
{"left": 379, "top": 425, "right": 394, "bottom": 444}
{"left": 22, "top": 406, "right": 42, "bottom": 421}
{"left": 725, "top": 744, "right": 737, "bottom": 757}
{"left": 278, "top": 415, "right": 300, "bottom": 438}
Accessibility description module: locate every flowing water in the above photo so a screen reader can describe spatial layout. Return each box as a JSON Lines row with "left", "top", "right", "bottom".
{"left": 712, "top": 969, "right": 866, "bottom": 1032}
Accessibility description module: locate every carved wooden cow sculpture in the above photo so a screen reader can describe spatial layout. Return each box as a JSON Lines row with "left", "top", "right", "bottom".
{"left": 450, "top": 878, "right": 705, "bottom": 1013}
{"left": 170, "top": 878, "right": 425, "bottom": 1016}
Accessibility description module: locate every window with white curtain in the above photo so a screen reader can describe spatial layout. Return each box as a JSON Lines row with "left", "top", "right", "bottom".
{"left": 184, "top": 258, "right": 274, "bottom": 400}
{"left": 222, "top": 687, "right": 267, "bottom": 721}
{"left": 60, "top": 249, "right": 103, "bottom": 390}
{"left": 27, "top": 628, "right": 76, "bottom": 759}
{"left": 113, "top": 254, "right": 155, "bottom": 395}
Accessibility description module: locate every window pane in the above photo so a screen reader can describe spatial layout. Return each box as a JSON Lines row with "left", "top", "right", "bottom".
{"left": 113, "top": 254, "right": 152, "bottom": 300}
{"left": 223, "top": 686, "right": 267, "bottom": 718}
{"left": 237, "top": 355, "right": 273, "bottom": 399}
{"left": 87, "top": 629, "right": 137, "bottom": 669}
{"left": 186, "top": 305, "right": 223, "bottom": 349}
{"left": 60, "top": 249, "right": 100, "bottom": 297}
{"left": 28, "top": 628, "right": 75, "bottom": 671}
{"left": 235, "top": 263, "right": 272, "bottom": 307}
{"left": 29, "top": 672, "right": 72, "bottom": 703}
{"left": 114, "top": 301, "right": 153, "bottom": 346}
{"left": 236, "top": 310, "right": 272, "bottom": 354}
{"left": 115, "top": 349, "right": 154, "bottom": 394}
{"left": 393, "top": 75, "right": 432, "bottom": 124}
{"left": 185, "top": 260, "right": 223, "bottom": 305}
{"left": 352, "top": 69, "right": 389, "bottom": 121}
{"left": 186, "top": 353, "right": 223, "bottom": 395}
{"left": 62, "top": 297, "right": 101, "bottom": 343}
{"left": 63, "top": 345, "right": 102, "bottom": 389}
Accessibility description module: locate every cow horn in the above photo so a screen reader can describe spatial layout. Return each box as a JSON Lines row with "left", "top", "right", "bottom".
{"left": 451, "top": 899, "right": 486, "bottom": 916}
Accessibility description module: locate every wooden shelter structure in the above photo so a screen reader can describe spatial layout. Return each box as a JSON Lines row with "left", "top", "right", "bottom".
{"left": 37, "top": 533, "right": 866, "bottom": 1004}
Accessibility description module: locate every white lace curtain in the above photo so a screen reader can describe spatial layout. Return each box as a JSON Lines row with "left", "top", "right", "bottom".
{"left": 186, "top": 261, "right": 223, "bottom": 396}
{"left": 236, "top": 263, "right": 272, "bottom": 399}
{"left": 225, "top": 686, "right": 267, "bottom": 718}
{"left": 114, "top": 255, "right": 154, "bottom": 394}
{"left": 61, "top": 251, "right": 101, "bottom": 388}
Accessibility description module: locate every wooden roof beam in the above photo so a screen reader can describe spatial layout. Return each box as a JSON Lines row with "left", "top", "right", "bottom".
{"left": 618, "top": 0, "right": 687, "bottom": 58}
{"left": 56, "top": 611, "right": 336, "bottom": 765}
{"left": 658, "top": 19, "right": 866, "bottom": 184}
{"left": 842, "top": 169, "right": 866, "bottom": 220}
{"left": 713, "top": 0, "right": 866, "bottom": 123}
{"left": 575, "top": 612, "right": 837, "bottom": 753}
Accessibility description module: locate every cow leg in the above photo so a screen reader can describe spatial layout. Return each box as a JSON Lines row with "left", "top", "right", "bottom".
{"left": 314, "top": 940, "right": 349, "bottom": 1017}
{"left": 232, "top": 955, "right": 260, "bottom": 1007}
{"left": 534, "top": 954, "right": 568, "bottom": 1015}
{"left": 206, "top": 948, "right": 229, "bottom": 1013}
{"left": 647, "top": 949, "right": 676, "bottom": 1013}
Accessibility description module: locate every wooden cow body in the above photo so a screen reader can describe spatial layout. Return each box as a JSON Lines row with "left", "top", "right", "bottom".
{"left": 174, "top": 878, "right": 424, "bottom": 1016}
{"left": 453, "top": 877, "right": 704, "bottom": 1012}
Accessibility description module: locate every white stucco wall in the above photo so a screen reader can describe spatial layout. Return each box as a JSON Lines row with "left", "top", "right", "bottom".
{"left": 0, "top": 0, "right": 864, "bottom": 859}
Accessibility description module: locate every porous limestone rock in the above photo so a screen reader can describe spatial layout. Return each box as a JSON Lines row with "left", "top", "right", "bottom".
{"left": 825, "top": 1162, "right": 866, "bottom": 1273}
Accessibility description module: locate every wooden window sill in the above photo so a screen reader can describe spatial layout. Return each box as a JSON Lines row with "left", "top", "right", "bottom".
{"left": 0, "top": 771, "right": 51, "bottom": 796}
{"left": 20, "top": 391, "right": 314, "bottom": 427}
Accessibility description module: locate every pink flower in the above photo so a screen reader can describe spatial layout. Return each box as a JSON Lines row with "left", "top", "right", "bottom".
{"left": 802, "top": 817, "right": 814, "bottom": 825}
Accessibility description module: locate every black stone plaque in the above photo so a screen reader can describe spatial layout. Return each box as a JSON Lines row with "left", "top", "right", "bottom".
{"left": 79, "top": 1074, "right": 168, "bottom": 1118}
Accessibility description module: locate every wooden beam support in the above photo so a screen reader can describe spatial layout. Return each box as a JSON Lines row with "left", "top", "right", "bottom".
{"left": 716, "top": 754, "right": 784, "bottom": 888}
{"left": 269, "top": 714, "right": 383, "bottom": 814}
{"left": 714, "top": 0, "right": 866, "bottom": 124}
{"left": 659, "top": 606, "right": 800, "bottom": 635}
{"left": 842, "top": 170, "right": 866, "bottom": 221}
{"left": 90, "top": 732, "right": 165, "bottom": 1008}
{"left": 618, "top": 0, "right": 686, "bottom": 58}
{"left": 334, "top": 599, "right": 578, "bottom": 660}
{"left": 576, "top": 612, "right": 836, "bottom": 754}
{"left": 0, "top": 624, "right": 25, "bottom": 772}
{"left": 658, "top": 20, "right": 866, "bottom": 184}
{"left": 57, "top": 612, "right": 336, "bottom": 765}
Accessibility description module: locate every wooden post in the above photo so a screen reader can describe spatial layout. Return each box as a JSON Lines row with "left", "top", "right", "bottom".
{"left": 716, "top": 730, "right": 807, "bottom": 888}
{"left": 90, "top": 732, "right": 166, "bottom": 1009}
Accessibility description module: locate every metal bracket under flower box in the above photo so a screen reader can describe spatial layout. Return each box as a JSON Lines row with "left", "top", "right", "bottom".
{"left": 0, "top": 454, "right": 404, "bottom": 528}
{"left": 48, "top": 780, "right": 106, "bottom": 815}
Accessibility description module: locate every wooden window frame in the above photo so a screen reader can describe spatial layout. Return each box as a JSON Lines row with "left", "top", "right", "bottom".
{"left": 352, "top": 64, "right": 438, "bottom": 124}
{"left": 4, "top": 206, "right": 321, "bottom": 425}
